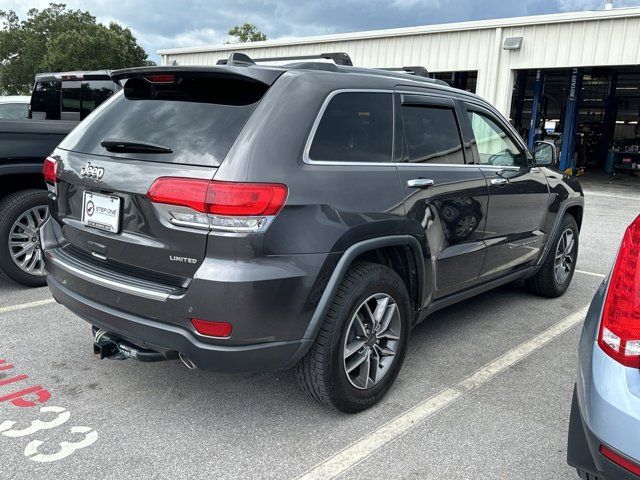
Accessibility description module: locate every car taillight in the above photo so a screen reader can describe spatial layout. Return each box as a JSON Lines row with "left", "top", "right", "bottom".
{"left": 598, "top": 214, "right": 640, "bottom": 368}
{"left": 191, "top": 318, "right": 232, "bottom": 338}
{"left": 147, "top": 178, "right": 288, "bottom": 232}
{"left": 42, "top": 156, "right": 58, "bottom": 185}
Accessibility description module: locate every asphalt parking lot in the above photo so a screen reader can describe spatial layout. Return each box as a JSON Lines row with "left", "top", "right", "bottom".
{"left": 1, "top": 174, "right": 639, "bottom": 480}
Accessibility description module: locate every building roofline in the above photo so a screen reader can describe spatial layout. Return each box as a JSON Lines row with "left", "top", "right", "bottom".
{"left": 157, "top": 7, "right": 640, "bottom": 55}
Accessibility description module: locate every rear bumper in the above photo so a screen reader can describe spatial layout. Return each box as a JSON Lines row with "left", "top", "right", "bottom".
{"left": 48, "top": 274, "right": 312, "bottom": 373}
{"left": 568, "top": 386, "right": 640, "bottom": 480}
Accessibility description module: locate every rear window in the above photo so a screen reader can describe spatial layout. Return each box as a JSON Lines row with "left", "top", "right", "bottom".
{"left": 31, "top": 79, "right": 118, "bottom": 120}
{"left": 59, "top": 76, "right": 268, "bottom": 167}
{"left": 309, "top": 92, "right": 393, "bottom": 163}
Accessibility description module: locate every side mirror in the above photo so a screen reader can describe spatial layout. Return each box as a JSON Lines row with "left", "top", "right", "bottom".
{"left": 533, "top": 141, "right": 557, "bottom": 166}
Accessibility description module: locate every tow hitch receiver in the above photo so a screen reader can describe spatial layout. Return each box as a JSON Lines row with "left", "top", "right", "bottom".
{"left": 92, "top": 329, "right": 177, "bottom": 362}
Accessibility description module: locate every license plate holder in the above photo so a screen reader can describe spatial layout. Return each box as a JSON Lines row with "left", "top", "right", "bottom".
{"left": 82, "top": 191, "right": 121, "bottom": 233}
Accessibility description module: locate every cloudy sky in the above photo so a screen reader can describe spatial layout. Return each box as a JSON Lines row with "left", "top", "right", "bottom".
{"left": 2, "top": 0, "right": 640, "bottom": 61}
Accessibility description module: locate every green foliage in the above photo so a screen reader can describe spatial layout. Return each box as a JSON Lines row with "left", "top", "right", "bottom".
{"left": 227, "top": 23, "right": 267, "bottom": 43}
{"left": 0, "top": 3, "right": 153, "bottom": 94}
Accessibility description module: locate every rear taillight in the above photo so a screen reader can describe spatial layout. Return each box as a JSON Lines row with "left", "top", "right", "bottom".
{"left": 147, "top": 178, "right": 288, "bottom": 232}
{"left": 598, "top": 214, "right": 640, "bottom": 368}
{"left": 42, "top": 156, "right": 58, "bottom": 185}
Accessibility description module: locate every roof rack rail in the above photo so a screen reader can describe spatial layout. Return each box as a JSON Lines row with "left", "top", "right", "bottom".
{"left": 217, "top": 51, "right": 353, "bottom": 67}
{"left": 380, "top": 66, "right": 430, "bottom": 78}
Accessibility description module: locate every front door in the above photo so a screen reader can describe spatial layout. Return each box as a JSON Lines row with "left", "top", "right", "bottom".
{"left": 395, "top": 92, "right": 490, "bottom": 302}
{"left": 463, "top": 103, "right": 550, "bottom": 281}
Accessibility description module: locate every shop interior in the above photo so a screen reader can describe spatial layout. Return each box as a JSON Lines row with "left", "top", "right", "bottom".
{"left": 509, "top": 67, "right": 640, "bottom": 177}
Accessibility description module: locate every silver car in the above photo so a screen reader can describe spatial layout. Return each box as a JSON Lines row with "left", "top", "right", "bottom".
{"left": 568, "top": 214, "right": 640, "bottom": 479}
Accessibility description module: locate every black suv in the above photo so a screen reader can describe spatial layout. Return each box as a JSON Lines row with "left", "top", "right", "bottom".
{"left": 41, "top": 54, "right": 584, "bottom": 412}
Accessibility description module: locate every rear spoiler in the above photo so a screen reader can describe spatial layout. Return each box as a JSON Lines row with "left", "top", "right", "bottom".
{"left": 111, "top": 66, "right": 286, "bottom": 87}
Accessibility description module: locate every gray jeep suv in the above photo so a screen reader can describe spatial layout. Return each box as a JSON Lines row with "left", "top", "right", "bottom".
{"left": 41, "top": 54, "right": 584, "bottom": 412}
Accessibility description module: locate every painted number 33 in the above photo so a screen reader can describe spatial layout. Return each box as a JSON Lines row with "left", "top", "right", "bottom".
{"left": 0, "top": 406, "right": 98, "bottom": 462}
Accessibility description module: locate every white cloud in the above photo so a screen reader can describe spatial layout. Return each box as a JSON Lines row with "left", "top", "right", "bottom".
{"left": 557, "top": 0, "right": 640, "bottom": 10}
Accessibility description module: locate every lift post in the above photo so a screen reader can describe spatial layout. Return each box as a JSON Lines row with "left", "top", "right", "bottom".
{"left": 559, "top": 68, "right": 584, "bottom": 172}
{"left": 528, "top": 70, "right": 545, "bottom": 149}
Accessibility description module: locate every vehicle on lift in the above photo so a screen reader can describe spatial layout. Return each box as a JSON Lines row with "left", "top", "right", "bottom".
{"left": 41, "top": 53, "right": 584, "bottom": 412}
{"left": 0, "top": 71, "right": 119, "bottom": 286}
{"left": 567, "top": 215, "right": 640, "bottom": 480}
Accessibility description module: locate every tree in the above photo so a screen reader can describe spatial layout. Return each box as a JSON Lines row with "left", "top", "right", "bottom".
{"left": 227, "top": 23, "right": 267, "bottom": 43}
{"left": 0, "top": 3, "right": 153, "bottom": 94}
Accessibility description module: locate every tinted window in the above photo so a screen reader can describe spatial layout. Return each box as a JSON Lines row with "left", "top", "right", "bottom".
{"left": 309, "top": 92, "right": 393, "bottom": 163}
{"left": 0, "top": 103, "right": 28, "bottom": 119}
{"left": 81, "top": 81, "right": 117, "bottom": 118}
{"left": 62, "top": 81, "right": 81, "bottom": 120}
{"left": 31, "top": 81, "right": 60, "bottom": 120}
{"left": 399, "top": 106, "right": 464, "bottom": 164}
{"left": 468, "top": 110, "right": 524, "bottom": 167}
{"left": 59, "top": 76, "right": 268, "bottom": 167}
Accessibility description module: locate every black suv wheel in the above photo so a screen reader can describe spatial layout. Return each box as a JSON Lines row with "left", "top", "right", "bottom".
{"left": 526, "top": 214, "right": 579, "bottom": 298}
{"left": 0, "top": 190, "right": 49, "bottom": 287}
{"left": 295, "top": 262, "right": 411, "bottom": 412}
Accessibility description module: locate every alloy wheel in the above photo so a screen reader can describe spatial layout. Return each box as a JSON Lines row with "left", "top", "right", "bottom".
{"left": 8, "top": 205, "right": 48, "bottom": 276}
{"left": 554, "top": 228, "right": 575, "bottom": 285}
{"left": 343, "top": 293, "right": 402, "bottom": 390}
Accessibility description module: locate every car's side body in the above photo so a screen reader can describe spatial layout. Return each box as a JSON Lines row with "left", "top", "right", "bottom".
{"left": 41, "top": 64, "right": 584, "bottom": 377}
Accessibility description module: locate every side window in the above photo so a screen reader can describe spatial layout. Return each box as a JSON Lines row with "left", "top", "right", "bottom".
{"left": 309, "top": 92, "right": 393, "bottom": 163}
{"left": 80, "top": 81, "right": 117, "bottom": 119}
{"left": 399, "top": 105, "right": 464, "bottom": 164}
{"left": 467, "top": 109, "right": 524, "bottom": 167}
{"left": 31, "top": 81, "right": 60, "bottom": 120}
{"left": 61, "top": 81, "right": 82, "bottom": 121}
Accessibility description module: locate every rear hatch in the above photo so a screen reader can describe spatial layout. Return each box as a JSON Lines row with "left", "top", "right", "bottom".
{"left": 50, "top": 66, "right": 283, "bottom": 283}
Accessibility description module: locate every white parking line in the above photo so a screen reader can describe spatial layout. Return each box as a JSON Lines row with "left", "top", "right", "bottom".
{"left": 0, "top": 298, "right": 56, "bottom": 315}
{"left": 575, "top": 269, "right": 606, "bottom": 278}
{"left": 297, "top": 305, "right": 589, "bottom": 480}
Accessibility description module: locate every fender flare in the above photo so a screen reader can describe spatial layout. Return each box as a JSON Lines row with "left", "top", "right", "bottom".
{"left": 535, "top": 198, "right": 584, "bottom": 268}
{"left": 302, "top": 235, "right": 425, "bottom": 341}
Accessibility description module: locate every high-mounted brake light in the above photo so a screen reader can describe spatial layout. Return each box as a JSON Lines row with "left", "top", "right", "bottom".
{"left": 147, "top": 178, "right": 288, "bottom": 232}
{"left": 598, "top": 214, "right": 640, "bottom": 368}
{"left": 144, "top": 74, "right": 175, "bottom": 84}
{"left": 42, "top": 156, "right": 58, "bottom": 185}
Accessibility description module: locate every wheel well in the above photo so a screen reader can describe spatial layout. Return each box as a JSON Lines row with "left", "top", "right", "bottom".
{"left": 352, "top": 245, "right": 420, "bottom": 314}
{"left": 0, "top": 174, "right": 46, "bottom": 201}
{"left": 566, "top": 205, "right": 583, "bottom": 231}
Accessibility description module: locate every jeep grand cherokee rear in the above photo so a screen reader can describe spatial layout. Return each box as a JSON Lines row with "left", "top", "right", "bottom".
{"left": 42, "top": 66, "right": 329, "bottom": 372}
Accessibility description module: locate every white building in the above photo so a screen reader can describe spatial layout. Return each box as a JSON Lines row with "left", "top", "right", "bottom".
{"left": 158, "top": 7, "right": 640, "bottom": 173}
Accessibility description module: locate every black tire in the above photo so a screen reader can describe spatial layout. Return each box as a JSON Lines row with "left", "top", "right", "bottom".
{"left": 295, "top": 262, "right": 411, "bottom": 413}
{"left": 0, "top": 190, "right": 49, "bottom": 287}
{"left": 526, "top": 214, "right": 579, "bottom": 298}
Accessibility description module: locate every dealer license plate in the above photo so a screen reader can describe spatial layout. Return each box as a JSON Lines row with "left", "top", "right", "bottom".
{"left": 82, "top": 191, "right": 121, "bottom": 233}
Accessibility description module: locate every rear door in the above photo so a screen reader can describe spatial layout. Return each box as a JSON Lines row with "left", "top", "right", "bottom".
{"left": 463, "top": 102, "right": 550, "bottom": 281}
{"left": 51, "top": 71, "right": 274, "bottom": 280}
{"left": 395, "top": 92, "right": 489, "bottom": 300}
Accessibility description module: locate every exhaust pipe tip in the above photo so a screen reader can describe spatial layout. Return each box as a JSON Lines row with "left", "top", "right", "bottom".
{"left": 179, "top": 353, "right": 197, "bottom": 370}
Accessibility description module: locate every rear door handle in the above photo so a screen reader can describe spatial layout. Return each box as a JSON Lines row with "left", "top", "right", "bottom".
{"left": 407, "top": 178, "right": 435, "bottom": 189}
{"left": 490, "top": 177, "right": 509, "bottom": 186}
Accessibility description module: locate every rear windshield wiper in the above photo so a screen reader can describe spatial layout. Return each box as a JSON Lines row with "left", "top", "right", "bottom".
{"left": 100, "top": 138, "right": 173, "bottom": 154}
